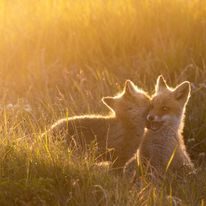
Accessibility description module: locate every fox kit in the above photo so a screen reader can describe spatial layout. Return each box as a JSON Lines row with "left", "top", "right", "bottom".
{"left": 124, "top": 75, "right": 194, "bottom": 179}
{"left": 45, "top": 80, "right": 150, "bottom": 168}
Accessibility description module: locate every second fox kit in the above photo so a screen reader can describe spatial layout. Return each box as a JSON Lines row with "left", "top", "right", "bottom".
{"left": 124, "top": 75, "right": 194, "bottom": 178}
{"left": 46, "top": 80, "right": 150, "bottom": 168}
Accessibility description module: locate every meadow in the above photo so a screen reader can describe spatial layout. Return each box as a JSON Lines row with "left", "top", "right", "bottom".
{"left": 0, "top": 0, "right": 206, "bottom": 205}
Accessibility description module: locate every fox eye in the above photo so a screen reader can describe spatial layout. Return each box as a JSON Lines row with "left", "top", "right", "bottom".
{"left": 162, "top": 106, "right": 169, "bottom": 111}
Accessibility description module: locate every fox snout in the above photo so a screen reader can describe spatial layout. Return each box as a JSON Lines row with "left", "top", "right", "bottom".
{"left": 146, "top": 114, "right": 163, "bottom": 122}
{"left": 146, "top": 113, "right": 164, "bottom": 131}
{"left": 147, "top": 114, "right": 155, "bottom": 121}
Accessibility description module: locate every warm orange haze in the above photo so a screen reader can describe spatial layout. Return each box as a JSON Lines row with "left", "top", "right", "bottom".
{"left": 0, "top": 0, "right": 205, "bottom": 205}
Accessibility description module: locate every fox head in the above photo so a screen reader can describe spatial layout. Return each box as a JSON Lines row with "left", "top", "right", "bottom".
{"left": 146, "top": 75, "right": 191, "bottom": 131}
{"left": 102, "top": 80, "right": 150, "bottom": 125}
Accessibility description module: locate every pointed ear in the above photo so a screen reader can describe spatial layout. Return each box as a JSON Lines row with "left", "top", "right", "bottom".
{"left": 124, "top": 80, "right": 137, "bottom": 96}
{"left": 102, "top": 96, "right": 115, "bottom": 110}
{"left": 155, "top": 75, "right": 167, "bottom": 93}
{"left": 173, "top": 81, "right": 191, "bottom": 103}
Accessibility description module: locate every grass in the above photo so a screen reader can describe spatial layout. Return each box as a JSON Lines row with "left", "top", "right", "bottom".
{"left": 0, "top": 0, "right": 205, "bottom": 205}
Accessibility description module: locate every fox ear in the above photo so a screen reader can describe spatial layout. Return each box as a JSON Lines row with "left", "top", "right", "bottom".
{"left": 102, "top": 96, "right": 115, "bottom": 111}
{"left": 124, "top": 80, "right": 137, "bottom": 96}
{"left": 155, "top": 75, "right": 167, "bottom": 93}
{"left": 173, "top": 81, "right": 191, "bottom": 103}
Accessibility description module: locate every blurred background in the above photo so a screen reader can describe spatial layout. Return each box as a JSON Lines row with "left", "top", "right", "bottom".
{"left": 0, "top": 0, "right": 205, "bottom": 161}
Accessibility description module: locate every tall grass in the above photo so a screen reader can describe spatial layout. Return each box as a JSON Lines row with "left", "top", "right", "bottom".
{"left": 0, "top": 0, "right": 205, "bottom": 205}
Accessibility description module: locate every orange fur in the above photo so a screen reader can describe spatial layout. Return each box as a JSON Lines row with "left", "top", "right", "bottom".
{"left": 140, "top": 75, "right": 194, "bottom": 175}
{"left": 44, "top": 80, "right": 150, "bottom": 168}
{"left": 124, "top": 76, "right": 194, "bottom": 180}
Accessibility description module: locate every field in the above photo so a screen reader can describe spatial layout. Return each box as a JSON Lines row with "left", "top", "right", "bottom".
{"left": 0, "top": 0, "right": 206, "bottom": 205}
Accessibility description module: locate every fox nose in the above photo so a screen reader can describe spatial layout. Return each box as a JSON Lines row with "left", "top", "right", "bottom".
{"left": 147, "top": 114, "right": 155, "bottom": 121}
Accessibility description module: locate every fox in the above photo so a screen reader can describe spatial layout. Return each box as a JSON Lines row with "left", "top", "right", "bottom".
{"left": 44, "top": 80, "right": 150, "bottom": 169}
{"left": 124, "top": 75, "right": 194, "bottom": 180}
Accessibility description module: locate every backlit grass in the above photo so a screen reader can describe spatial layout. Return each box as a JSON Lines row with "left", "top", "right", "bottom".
{"left": 0, "top": 0, "right": 205, "bottom": 205}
